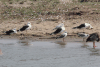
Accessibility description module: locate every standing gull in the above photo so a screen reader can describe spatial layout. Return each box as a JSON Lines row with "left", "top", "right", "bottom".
{"left": 73, "top": 23, "right": 93, "bottom": 29}
{"left": 53, "top": 23, "right": 64, "bottom": 30}
{"left": 56, "top": 32, "right": 67, "bottom": 42}
{"left": 50, "top": 25, "right": 65, "bottom": 35}
{"left": 17, "top": 22, "right": 31, "bottom": 34}
{"left": 4, "top": 28, "right": 17, "bottom": 35}
{"left": 77, "top": 33, "right": 89, "bottom": 41}
{"left": 86, "top": 33, "right": 99, "bottom": 48}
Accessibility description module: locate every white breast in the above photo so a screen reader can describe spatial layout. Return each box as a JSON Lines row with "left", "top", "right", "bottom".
{"left": 27, "top": 24, "right": 31, "bottom": 30}
{"left": 61, "top": 26, "right": 65, "bottom": 32}
{"left": 64, "top": 33, "right": 67, "bottom": 38}
{"left": 13, "top": 29, "right": 17, "bottom": 33}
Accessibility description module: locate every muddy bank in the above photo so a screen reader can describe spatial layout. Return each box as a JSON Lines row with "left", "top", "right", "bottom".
{"left": 0, "top": 33, "right": 82, "bottom": 42}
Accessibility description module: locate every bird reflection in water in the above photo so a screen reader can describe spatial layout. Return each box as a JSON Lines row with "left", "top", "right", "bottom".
{"left": 88, "top": 48, "right": 100, "bottom": 56}
{"left": 0, "top": 49, "right": 3, "bottom": 55}
{"left": 81, "top": 41, "right": 89, "bottom": 48}
{"left": 81, "top": 41, "right": 100, "bottom": 56}
{"left": 18, "top": 40, "right": 33, "bottom": 46}
{"left": 55, "top": 41, "right": 67, "bottom": 48}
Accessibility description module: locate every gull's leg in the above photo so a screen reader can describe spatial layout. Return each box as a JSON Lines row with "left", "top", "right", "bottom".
{"left": 26, "top": 30, "right": 27, "bottom": 36}
{"left": 63, "top": 38, "right": 64, "bottom": 42}
{"left": 83, "top": 38, "right": 85, "bottom": 42}
{"left": 20, "top": 32, "right": 23, "bottom": 39}
{"left": 83, "top": 29, "right": 84, "bottom": 32}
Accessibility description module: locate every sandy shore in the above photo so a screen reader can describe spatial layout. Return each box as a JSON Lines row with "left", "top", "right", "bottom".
{"left": 0, "top": 19, "right": 100, "bottom": 38}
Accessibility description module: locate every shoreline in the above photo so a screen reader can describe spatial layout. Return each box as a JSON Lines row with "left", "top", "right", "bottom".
{"left": 0, "top": 34, "right": 82, "bottom": 42}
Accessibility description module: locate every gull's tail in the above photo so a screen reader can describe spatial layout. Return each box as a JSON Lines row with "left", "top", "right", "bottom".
{"left": 50, "top": 33, "right": 54, "bottom": 35}
{"left": 56, "top": 37, "right": 60, "bottom": 39}
{"left": 1, "top": 29, "right": 6, "bottom": 33}
{"left": 72, "top": 27, "right": 77, "bottom": 29}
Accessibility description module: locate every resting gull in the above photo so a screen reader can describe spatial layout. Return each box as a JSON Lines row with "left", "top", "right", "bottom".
{"left": 4, "top": 28, "right": 17, "bottom": 35}
{"left": 77, "top": 32, "right": 89, "bottom": 41}
{"left": 56, "top": 32, "right": 67, "bottom": 42}
{"left": 50, "top": 25, "right": 65, "bottom": 35}
{"left": 73, "top": 23, "right": 93, "bottom": 29}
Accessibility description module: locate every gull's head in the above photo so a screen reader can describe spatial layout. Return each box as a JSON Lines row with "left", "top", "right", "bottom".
{"left": 86, "top": 34, "right": 90, "bottom": 37}
{"left": 64, "top": 31, "right": 67, "bottom": 34}
{"left": 58, "top": 23, "right": 64, "bottom": 27}
{"left": 13, "top": 28, "right": 17, "bottom": 33}
{"left": 13, "top": 28, "right": 16, "bottom": 30}
{"left": 64, "top": 31, "right": 67, "bottom": 35}
{"left": 85, "top": 23, "right": 93, "bottom": 29}
{"left": 64, "top": 31, "right": 67, "bottom": 33}
{"left": 60, "top": 23, "right": 64, "bottom": 27}
{"left": 27, "top": 22, "right": 31, "bottom": 25}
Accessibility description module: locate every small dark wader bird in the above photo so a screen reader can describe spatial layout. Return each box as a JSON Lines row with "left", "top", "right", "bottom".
{"left": 77, "top": 33, "right": 89, "bottom": 41}
{"left": 4, "top": 28, "right": 17, "bottom": 35}
{"left": 86, "top": 33, "right": 99, "bottom": 49}
{"left": 56, "top": 32, "right": 67, "bottom": 42}
{"left": 17, "top": 22, "right": 31, "bottom": 36}
{"left": 50, "top": 25, "right": 65, "bottom": 35}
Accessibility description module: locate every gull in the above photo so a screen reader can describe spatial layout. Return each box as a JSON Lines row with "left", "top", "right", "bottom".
{"left": 17, "top": 22, "right": 31, "bottom": 35}
{"left": 86, "top": 33, "right": 99, "bottom": 49}
{"left": 50, "top": 25, "right": 65, "bottom": 35}
{"left": 56, "top": 32, "right": 67, "bottom": 42}
{"left": 77, "top": 32, "right": 89, "bottom": 41}
{"left": 73, "top": 23, "right": 93, "bottom": 29}
{"left": 53, "top": 23, "right": 64, "bottom": 30}
{"left": 4, "top": 28, "right": 17, "bottom": 35}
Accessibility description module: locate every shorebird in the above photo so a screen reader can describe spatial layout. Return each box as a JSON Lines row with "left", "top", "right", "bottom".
{"left": 86, "top": 33, "right": 99, "bottom": 49}
{"left": 77, "top": 33, "right": 89, "bottom": 41}
{"left": 56, "top": 32, "right": 67, "bottom": 42}
{"left": 17, "top": 22, "right": 31, "bottom": 35}
{"left": 4, "top": 28, "right": 17, "bottom": 35}
{"left": 53, "top": 23, "right": 64, "bottom": 30}
{"left": 50, "top": 25, "right": 65, "bottom": 35}
{"left": 73, "top": 23, "right": 93, "bottom": 29}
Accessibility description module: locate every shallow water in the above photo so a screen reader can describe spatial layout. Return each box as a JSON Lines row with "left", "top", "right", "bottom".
{"left": 0, "top": 39, "right": 100, "bottom": 67}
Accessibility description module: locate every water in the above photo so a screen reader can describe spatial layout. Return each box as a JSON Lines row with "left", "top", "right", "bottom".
{"left": 0, "top": 38, "right": 100, "bottom": 67}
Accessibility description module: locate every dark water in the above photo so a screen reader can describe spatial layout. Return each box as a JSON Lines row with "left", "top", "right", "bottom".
{"left": 0, "top": 39, "right": 100, "bottom": 67}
